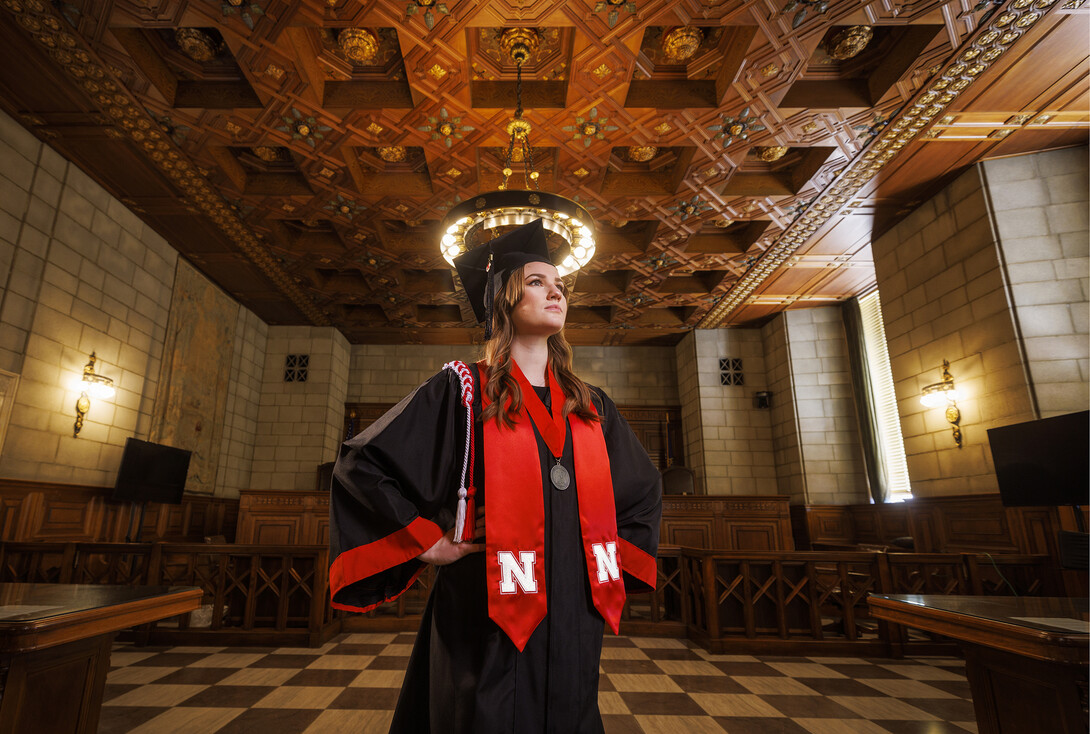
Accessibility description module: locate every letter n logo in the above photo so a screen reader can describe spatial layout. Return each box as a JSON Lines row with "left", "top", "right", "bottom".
{"left": 497, "top": 550, "right": 538, "bottom": 594}
{"left": 591, "top": 542, "right": 620, "bottom": 584}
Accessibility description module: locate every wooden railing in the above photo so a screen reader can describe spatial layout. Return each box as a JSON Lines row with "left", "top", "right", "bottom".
{"left": 0, "top": 540, "right": 1059, "bottom": 655}
{"left": 678, "top": 549, "right": 1059, "bottom": 655}
{"left": 0, "top": 542, "right": 340, "bottom": 647}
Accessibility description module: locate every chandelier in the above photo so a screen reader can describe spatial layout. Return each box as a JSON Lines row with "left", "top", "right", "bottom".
{"left": 439, "top": 29, "right": 596, "bottom": 277}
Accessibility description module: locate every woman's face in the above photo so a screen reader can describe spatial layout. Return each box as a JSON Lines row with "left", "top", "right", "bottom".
{"left": 510, "top": 262, "right": 567, "bottom": 337}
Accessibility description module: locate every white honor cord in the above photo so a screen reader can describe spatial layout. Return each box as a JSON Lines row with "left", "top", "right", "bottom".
{"left": 443, "top": 362, "right": 474, "bottom": 543}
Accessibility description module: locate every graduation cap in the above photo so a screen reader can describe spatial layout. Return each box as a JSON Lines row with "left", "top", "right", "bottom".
{"left": 453, "top": 219, "right": 554, "bottom": 337}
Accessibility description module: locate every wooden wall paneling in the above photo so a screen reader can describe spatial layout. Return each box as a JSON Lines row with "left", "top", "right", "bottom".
{"left": 876, "top": 504, "right": 911, "bottom": 542}
{"left": 0, "top": 479, "right": 238, "bottom": 543}
{"left": 929, "top": 497, "right": 1020, "bottom": 554}
{"left": 663, "top": 520, "right": 714, "bottom": 549}
{"left": 908, "top": 506, "right": 942, "bottom": 553}
{"left": 662, "top": 496, "right": 793, "bottom": 551}
{"left": 791, "top": 505, "right": 854, "bottom": 549}
{"left": 850, "top": 505, "right": 880, "bottom": 543}
{"left": 723, "top": 522, "right": 784, "bottom": 551}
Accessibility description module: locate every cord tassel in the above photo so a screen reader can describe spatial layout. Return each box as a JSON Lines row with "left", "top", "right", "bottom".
{"left": 443, "top": 361, "right": 476, "bottom": 544}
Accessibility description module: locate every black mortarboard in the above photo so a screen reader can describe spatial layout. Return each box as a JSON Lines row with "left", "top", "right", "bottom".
{"left": 453, "top": 219, "right": 553, "bottom": 335}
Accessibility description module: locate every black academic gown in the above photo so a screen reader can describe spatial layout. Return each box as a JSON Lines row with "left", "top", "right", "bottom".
{"left": 329, "top": 365, "right": 662, "bottom": 734}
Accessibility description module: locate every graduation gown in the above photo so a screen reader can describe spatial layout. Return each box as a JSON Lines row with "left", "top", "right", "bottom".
{"left": 329, "top": 365, "right": 662, "bottom": 733}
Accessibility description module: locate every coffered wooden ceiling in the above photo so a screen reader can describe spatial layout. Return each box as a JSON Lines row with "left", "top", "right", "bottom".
{"left": 0, "top": 0, "right": 1085, "bottom": 345}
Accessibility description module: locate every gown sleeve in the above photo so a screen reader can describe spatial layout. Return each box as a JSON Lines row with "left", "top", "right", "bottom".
{"left": 594, "top": 388, "right": 663, "bottom": 594}
{"left": 329, "top": 370, "right": 466, "bottom": 613}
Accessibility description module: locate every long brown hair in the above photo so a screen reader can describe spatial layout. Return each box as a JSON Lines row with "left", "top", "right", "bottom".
{"left": 481, "top": 264, "right": 600, "bottom": 429}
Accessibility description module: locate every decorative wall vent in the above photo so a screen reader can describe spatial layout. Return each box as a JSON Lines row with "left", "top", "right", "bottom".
{"left": 719, "top": 357, "right": 743, "bottom": 386}
{"left": 284, "top": 354, "right": 309, "bottom": 383}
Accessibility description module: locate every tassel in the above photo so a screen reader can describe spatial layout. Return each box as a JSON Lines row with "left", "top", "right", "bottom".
{"left": 453, "top": 486, "right": 468, "bottom": 542}
{"left": 460, "top": 487, "right": 477, "bottom": 542}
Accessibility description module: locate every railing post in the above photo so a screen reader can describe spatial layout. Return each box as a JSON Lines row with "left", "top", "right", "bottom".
{"left": 311, "top": 548, "right": 330, "bottom": 640}
{"left": 147, "top": 542, "right": 163, "bottom": 585}
{"left": 965, "top": 554, "right": 985, "bottom": 595}
{"left": 59, "top": 543, "right": 76, "bottom": 584}
{"left": 276, "top": 554, "right": 291, "bottom": 631}
{"left": 740, "top": 560, "right": 755, "bottom": 638}
{"left": 703, "top": 552, "right": 720, "bottom": 647}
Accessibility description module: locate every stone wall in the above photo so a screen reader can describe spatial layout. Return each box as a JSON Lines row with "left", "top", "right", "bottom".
{"left": 250, "top": 326, "right": 350, "bottom": 491}
{"left": 0, "top": 111, "right": 178, "bottom": 485}
{"left": 216, "top": 307, "right": 268, "bottom": 496}
{"left": 681, "top": 329, "right": 776, "bottom": 495}
{"left": 674, "top": 332, "right": 705, "bottom": 490}
{"left": 762, "top": 316, "right": 803, "bottom": 503}
{"left": 873, "top": 164, "right": 1035, "bottom": 497}
{"left": 781, "top": 308, "right": 868, "bottom": 505}
{"left": 980, "top": 146, "right": 1088, "bottom": 418}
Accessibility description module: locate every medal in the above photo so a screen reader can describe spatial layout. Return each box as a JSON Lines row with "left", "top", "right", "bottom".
{"left": 550, "top": 461, "right": 570, "bottom": 490}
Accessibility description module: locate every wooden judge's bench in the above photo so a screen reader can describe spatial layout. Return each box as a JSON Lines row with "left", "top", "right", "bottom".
{"left": 236, "top": 489, "right": 794, "bottom": 550}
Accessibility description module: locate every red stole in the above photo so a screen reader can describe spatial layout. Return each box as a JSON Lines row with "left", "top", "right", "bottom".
{"left": 479, "top": 362, "right": 626, "bottom": 651}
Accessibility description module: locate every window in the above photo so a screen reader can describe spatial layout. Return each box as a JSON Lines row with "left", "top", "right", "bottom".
{"left": 719, "top": 358, "right": 744, "bottom": 386}
{"left": 284, "top": 354, "right": 309, "bottom": 383}
{"left": 858, "top": 290, "right": 912, "bottom": 501}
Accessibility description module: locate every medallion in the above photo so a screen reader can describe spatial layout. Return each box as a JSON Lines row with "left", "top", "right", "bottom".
{"left": 550, "top": 463, "right": 570, "bottom": 490}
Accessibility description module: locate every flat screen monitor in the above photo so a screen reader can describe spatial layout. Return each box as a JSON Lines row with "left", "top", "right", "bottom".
{"left": 112, "top": 438, "right": 192, "bottom": 505}
{"left": 986, "top": 410, "right": 1089, "bottom": 508}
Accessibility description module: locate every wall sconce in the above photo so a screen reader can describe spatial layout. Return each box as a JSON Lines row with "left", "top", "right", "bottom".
{"left": 755, "top": 391, "right": 773, "bottom": 409}
{"left": 72, "top": 352, "right": 115, "bottom": 437}
{"left": 920, "top": 359, "right": 961, "bottom": 448}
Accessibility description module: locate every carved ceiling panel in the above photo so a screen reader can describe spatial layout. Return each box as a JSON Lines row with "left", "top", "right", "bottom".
{"left": 0, "top": 0, "right": 1084, "bottom": 344}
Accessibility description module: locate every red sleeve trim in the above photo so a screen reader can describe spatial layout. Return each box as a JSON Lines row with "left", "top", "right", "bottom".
{"left": 329, "top": 516, "right": 443, "bottom": 605}
{"left": 331, "top": 567, "right": 427, "bottom": 615}
{"left": 619, "top": 537, "right": 657, "bottom": 590}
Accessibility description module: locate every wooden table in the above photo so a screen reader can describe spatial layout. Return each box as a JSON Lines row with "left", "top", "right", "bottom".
{"left": 0, "top": 583, "right": 202, "bottom": 734}
{"left": 868, "top": 594, "right": 1089, "bottom": 734}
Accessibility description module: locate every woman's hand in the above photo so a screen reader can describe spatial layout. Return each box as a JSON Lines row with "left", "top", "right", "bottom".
{"left": 418, "top": 506, "right": 485, "bottom": 566}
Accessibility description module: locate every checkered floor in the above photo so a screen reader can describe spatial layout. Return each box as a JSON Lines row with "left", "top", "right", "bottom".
{"left": 100, "top": 632, "right": 978, "bottom": 734}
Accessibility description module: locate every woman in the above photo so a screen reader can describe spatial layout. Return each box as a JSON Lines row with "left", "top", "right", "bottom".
{"left": 329, "top": 219, "right": 662, "bottom": 733}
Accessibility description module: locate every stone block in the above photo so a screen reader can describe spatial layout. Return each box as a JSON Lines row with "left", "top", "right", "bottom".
{"left": 1036, "top": 382, "right": 1089, "bottom": 416}
{"left": 23, "top": 196, "right": 55, "bottom": 234}
{"left": 944, "top": 216, "right": 994, "bottom": 265}
{"left": 90, "top": 210, "right": 122, "bottom": 246}
{"left": 981, "top": 154, "right": 1037, "bottom": 184}
{"left": 995, "top": 206, "right": 1050, "bottom": 240}
{"left": 1011, "top": 279, "right": 1082, "bottom": 307}
{"left": 1052, "top": 257, "right": 1088, "bottom": 282}
{"left": 1023, "top": 334, "right": 1088, "bottom": 361}
{"left": 988, "top": 178, "right": 1049, "bottom": 211}
{"left": 1045, "top": 202, "right": 1089, "bottom": 235}
{"left": 36, "top": 145, "right": 67, "bottom": 180}
{"left": 0, "top": 175, "right": 29, "bottom": 221}
{"left": 0, "top": 292, "right": 35, "bottom": 330}
{"left": 1007, "top": 260, "right": 1060, "bottom": 285}
{"left": 58, "top": 189, "right": 95, "bottom": 229}
{"left": 1045, "top": 172, "right": 1089, "bottom": 205}
{"left": 65, "top": 167, "right": 110, "bottom": 210}
{"left": 106, "top": 197, "right": 146, "bottom": 238}
{"left": 1058, "top": 231, "right": 1089, "bottom": 260}
{"left": 1016, "top": 304, "right": 1075, "bottom": 337}
{"left": 30, "top": 169, "right": 61, "bottom": 206}
{"left": 5, "top": 427, "right": 59, "bottom": 464}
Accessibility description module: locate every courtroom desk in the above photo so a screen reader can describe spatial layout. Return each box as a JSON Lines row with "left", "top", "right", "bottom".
{"left": 868, "top": 594, "right": 1089, "bottom": 734}
{"left": 0, "top": 584, "right": 201, "bottom": 734}
{"left": 236, "top": 489, "right": 329, "bottom": 545}
{"left": 661, "top": 495, "right": 793, "bottom": 550}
